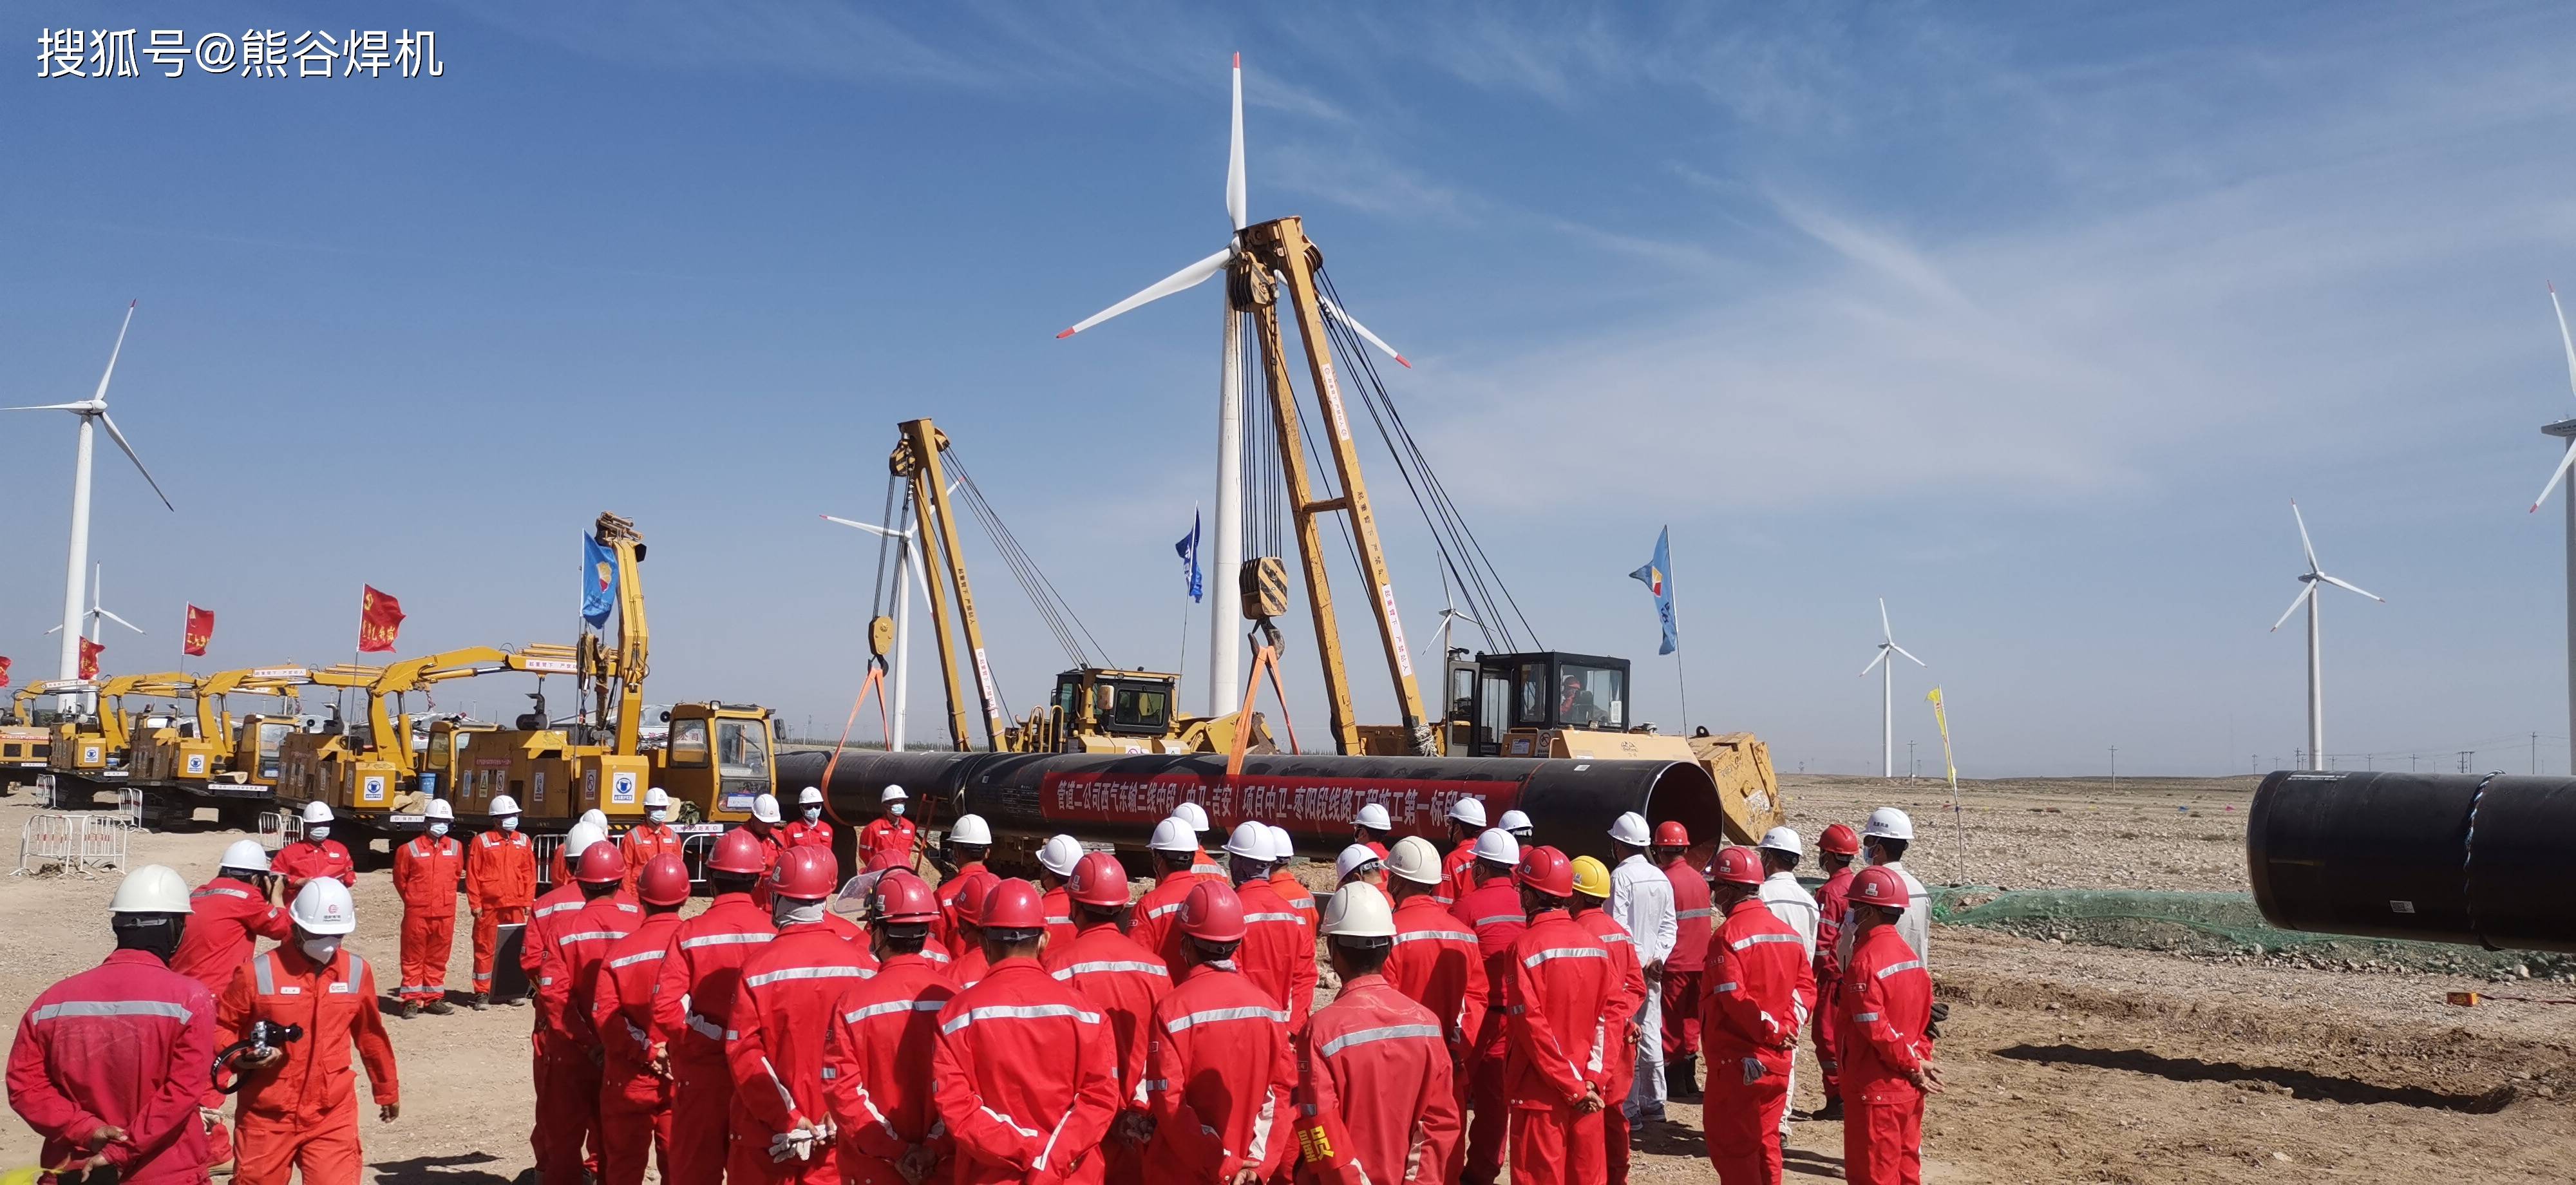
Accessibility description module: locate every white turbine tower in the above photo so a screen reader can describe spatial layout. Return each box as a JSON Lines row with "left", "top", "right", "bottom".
{"left": 1057, "top": 53, "right": 1407, "bottom": 717}
{"left": 1857, "top": 598, "right": 1926, "bottom": 778}
{"left": 2526, "top": 283, "right": 2576, "bottom": 773}
{"left": 822, "top": 511, "right": 938, "bottom": 752}
{"left": 2269, "top": 501, "right": 2383, "bottom": 771}
{"left": 5, "top": 301, "right": 174, "bottom": 711}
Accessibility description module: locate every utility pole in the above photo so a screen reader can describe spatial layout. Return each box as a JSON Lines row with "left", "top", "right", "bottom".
{"left": 2109, "top": 745, "right": 2118, "bottom": 790}
{"left": 2458, "top": 750, "right": 2472, "bottom": 773}
{"left": 2533, "top": 732, "right": 2541, "bottom": 775}
{"left": 2294, "top": 746, "right": 2303, "bottom": 770}
{"left": 2409, "top": 752, "right": 2418, "bottom": 772}
{"left": 1908, "top": 740, "right": 1917, "bottom": 781}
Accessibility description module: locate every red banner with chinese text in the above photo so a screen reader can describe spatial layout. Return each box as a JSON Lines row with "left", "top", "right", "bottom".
{"left": 1040, "top": 770, "right": 1519, "bottom": 839}
{"left": 0, "top": 656, "right": 11, "bottom": 688}
{"left": 77, "top": 638, "right": 104, "bottom": 680}
{"left": 358, "top": 585, "right": 405, "bottom": 653}
{"left": 183, "top": 605, "right": 214, "bottom": 657}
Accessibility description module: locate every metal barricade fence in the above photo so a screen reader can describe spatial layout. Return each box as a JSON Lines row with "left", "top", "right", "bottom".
{"left": 17, "top": 811, "right": 130, "bottom": 875}
{"left": 116, "top": 787, "right": 145, "bottom": 828}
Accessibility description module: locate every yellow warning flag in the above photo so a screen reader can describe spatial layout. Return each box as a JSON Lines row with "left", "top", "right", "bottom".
{"left": 1926, "top": 687, "right": 1958, "bottom": 784}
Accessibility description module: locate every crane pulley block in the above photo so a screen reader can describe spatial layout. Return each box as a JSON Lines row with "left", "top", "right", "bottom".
{"left": 1240, "top": 556, "right": 1290, "bottom": 621}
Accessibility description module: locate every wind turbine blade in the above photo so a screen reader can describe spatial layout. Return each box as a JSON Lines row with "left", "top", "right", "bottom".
{"left": 98, "top": 609, "right": 144, "bottom": 635}
{"left": 2290, "top": 500, "right": 2318, "bottom": 571}
{"left": 2553, "top": 283, "right": 2576, "bottom": 401}
{"left": 1056, "top": 245, "right": 1232, "bottom": 339}
{"left": 2, "top": 403, "right": 90, "bottom": 412}
{"left": 1859, "top": 649, "right": 1888, "bottom": 677}
{"left": 1878, "top": 598, "right": 1892, "bottom": 642}
{"left": 1316, "top": 294, "right": 1412, "bottom": 368}
{"left": 92, "top": 301, "right": 135, "bottom": 404}
{"left": 96, "top": 413, "right": 174, "bottom": 511}
{"left": 41, "top": 624, "right": 62, "bottom": 636}
{"left": 2316, "top": 573, "right": 2384, "bottom": 603}
{"left": 821, "top": 514, "right": 905, "bottom": 540}
{"left": 1891, "top": 643, "right": 1927, "bottom": 667}
{"left": 2269, "top": 585, "right": 2311, "bottom": 632}
{"left": 2532, "top": 442, "right": 2576, "bottom": 512}
{"left": 1227, "top": 52, "right": 1247, "bottom": 232}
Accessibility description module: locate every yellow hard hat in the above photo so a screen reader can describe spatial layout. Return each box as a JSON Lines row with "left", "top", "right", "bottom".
{"left": 1569, "top": 855, "right": 1612, "bottom": 899}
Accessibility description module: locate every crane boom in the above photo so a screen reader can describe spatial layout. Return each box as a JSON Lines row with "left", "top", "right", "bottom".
{"left": 894, "top": 419, "right": 1008, "bottom": 750}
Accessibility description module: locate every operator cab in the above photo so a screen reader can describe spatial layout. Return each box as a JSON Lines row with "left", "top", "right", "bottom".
{"left": 1443, "top": 650, "right": 1633, "bottom": 757}
{"left": 1050, "top": 668, "right": 1177, "bottom": 739}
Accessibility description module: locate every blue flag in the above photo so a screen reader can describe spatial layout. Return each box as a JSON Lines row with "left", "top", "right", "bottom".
{"left": 582, "top": 533, "right": 618, "bottom": 628}
{"left": 1175, "top": 512, "right": 1204, "bottom": 602}
{"left": 1628, "top": 526, "right": 1677, "bottom": 656}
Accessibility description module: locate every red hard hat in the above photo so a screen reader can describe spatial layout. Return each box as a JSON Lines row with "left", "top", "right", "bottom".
{"left": 1710, "top": 845, "right": 1765, "bottom": 887}
{"left": 1818, "top": 823, "right": 1862, "bottom": 857}
{"left": 1178, "top": 880, "right": 1247, "bottom": 942}
{"left": 980, "top": 878, "right": 1046, "bottom": 931}
{"left": 1516, "top": 846, "right": 1573, "bottom": 898}
{"left": 873, "top": 871, "right": 940, "bottom": 924}
{"left": 1068, "top": 851, "right": 1131, "bottom": 908}
{"left": 948, "top": 870, "right": 999, "bottom": 927}
{"left": 638, "top": 855, "right": 691, "bottom": 906}
{"left": 1653, "top": 820, "right": 1690, "bottom": 848}
{"left": 708, "top": 828, "right": 768, "bottom": 875}
{"left": 770, "top": 846, "right": 837, "bottom": 901}
{"left": 576, "top": 842, "right": 628, "bottom": 886}
{"left": 1850, "top": 866, "right": 1909, "bottom": 913}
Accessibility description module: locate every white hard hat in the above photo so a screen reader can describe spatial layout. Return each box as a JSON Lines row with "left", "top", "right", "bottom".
{"left": 880, "top": 784, "right": 908, "bottom": 803}
{"left": 1172, "top": 802, "right": 1211, "bottom": 831}
{"left": 1266, "top": 826, "right": 1294, "bottom": 864}
{"left": 301, "top": 801, "right": 334, "bottom": 825}
{"left": 489, "top": 794, "right": 522, "bottom": 816}
{"left": 751, "top": 793, "right": 782, "bottom": 824}
{"left": 1498, "top": 809, "right": 1533, "bottom": 834}
{"left": 643, "top": 787, "right": 671, "bottom": 810}
{"left": 1447, "top": 797, "right": 1487, "bottom": 828}
{"left": 1862, "top": 807, "right": 1914, "bottom": 841}
{"left": 1224, "top": 820, "right": 1274, "bottom": 862}
{"left": 563, "top": 822, "right": 605, "bottom": 859}
{"left": 799, "top": 786, "right": 824, "bottom": 806}
{"left": 949, "top": 813, "right": 992, "bottom": 846}
{"left": 111, "top": 864, "right": 193, "bottom": 914}
{"left": 1149, "top": 817, "right": 1200, "bottom": 853}
{"left": 1385, "top": 836, "right": 1444, "bottom": 886}
{"left": 220, "top": 839, "right": 272, "bottom": 874}
{"left": 425, "top": 799, "right": 455, "bottom": 821}
{"left": 1319, "top": 883, "right": 1396, "bottom": 940}
{"left": 1607, "top": 811, "right": 1653, "bottom": 847}
{"left": 1037, "top": 835, "right": 1084, "bottom": 877}
{"left": 1758, "top": 826, "right": 1803, "bottom": 856}
{"left": 1353, "top": 803, "right": 1392, "bottom": 831}
{"left": 1472, "top": 828, "right": 1520, "bottom": 866}
{"left": 289, "top": 878, "right": 357, "bottom": 935}
{"left": 1335, "top": 844, "right": 1382, "bottom": 882}
{"left": 581, "top": 809, "right": 609, "bottom": 832}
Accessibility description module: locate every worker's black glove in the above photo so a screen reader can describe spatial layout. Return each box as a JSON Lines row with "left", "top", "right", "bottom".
{"left": 1925, "top": 1001, "right": 1950, "bottom": 1039}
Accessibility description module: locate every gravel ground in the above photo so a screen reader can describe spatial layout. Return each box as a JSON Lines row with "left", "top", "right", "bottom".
{"left": 1, "top": 774, "right": 2568, "bottom": 1183}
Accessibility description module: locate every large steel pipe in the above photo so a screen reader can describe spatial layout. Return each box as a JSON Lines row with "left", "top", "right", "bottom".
{"left": 2247, "top": 770, "right": 2576, "bottom": 954}
{"left": 784, "top": 749, "right": 1725, "bottom": 864}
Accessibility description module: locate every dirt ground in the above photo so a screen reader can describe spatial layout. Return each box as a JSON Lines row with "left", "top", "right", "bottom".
{"left": 0, "top": 773, "right": 2568, "bottom": 1184}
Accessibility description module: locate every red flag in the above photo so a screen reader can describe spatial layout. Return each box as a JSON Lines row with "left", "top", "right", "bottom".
{"left": 77, "top": 638, "right": 104, "bottom": 680}
{"left": 358, "top": 586, "right": 405, "bottom": 653}
{"left": 0, "top": 656, "right": 12, "bottom": 688}
{"left": 184, "top": 605, "right": 215, "bottom": 657}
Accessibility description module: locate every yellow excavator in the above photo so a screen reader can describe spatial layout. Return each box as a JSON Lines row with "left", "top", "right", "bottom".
{"left": 127, "top": 665, "right": 374, "bottom": 828}
{"left": 4, "top": 687, "right": 57, "bottom": 781}
{"left": 33, "top": 672, "right": 194, "bottom": 805}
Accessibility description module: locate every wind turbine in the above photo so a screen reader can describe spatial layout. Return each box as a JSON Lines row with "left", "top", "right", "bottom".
{"left": 822, "top": 511, "right": 938, "bottom": 752}
{"left": 2526, "top": 283, "right": 2576, "bottom": 773}
{"left": 2269, "top": 501, "right": 2383, "bottom": 771}
{"left": 5, "top": 302, "right": 174, "bottom": 712}
{"left": 1056, "top": 53, "right": 1408, "bottom": 719}
{"left": 1857, "top": 598, "right": 1926, "bottom": 778}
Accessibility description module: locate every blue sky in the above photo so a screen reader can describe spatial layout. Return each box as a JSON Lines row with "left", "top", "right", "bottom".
{"left": 7, "top": 1, "right": 2576, "bottom": 776}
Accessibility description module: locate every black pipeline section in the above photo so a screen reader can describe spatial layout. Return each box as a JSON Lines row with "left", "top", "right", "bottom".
{"left": 782, "top": 749, "right": 1725, "bottom": 864}
{"left": 2247, "top": 770, "right": 2576, "bottom": 954}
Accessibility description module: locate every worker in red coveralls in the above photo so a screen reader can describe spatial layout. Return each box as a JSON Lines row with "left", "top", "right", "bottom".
{"left": 1568, "top": 857, "right": 1645, "bottom": 1184}
{"left": 1168, "top": 802, "right": 1227, "bottom": 880}
{"left": 1350, "top": 803, "right": 1394, "bottom": 862}
{"left": 1139, "top": 880, "right": 1296, "bottom": 1185}
{"left": 942, "top": 870, "right": 1000, "bottom": 989}
{"left": 1263, "top": 825, "right": 1318, "bottom": 931}
{"left": 743, "top": 795, "right": 790, "bottom": 907}
{"left": 931, "top": 878, "right": 1121, "bottom": 1184}
{"left": 618, "top": 789, "right": 686, "bottom": 898}
{"left": 1808, "top": 822, "right": 1862, "bottom": 1120}
{"left": 821, "top": 872, "right": 956, "bottom": 1185}
{"left": 1041, "top": 852, "right": 1168, "bottom": 1180}
{"left": 538, "top": 844, "right": 640, "bottom": 1185}
{"left": 1438, "top": 797, "right": 1488, "bottom": 907}
{"left": 1222, "top": 822, "right": 1319, "bottom": 1028}
{"left": 858, "top": 784, "right": 918, "bottom": 873}
{"left": 781, "top": 786, "right": 837, "bottom": 868}
{"left": 1700, "top": 847, "right": 1816, "bottom": 1185}
{"left": 1840, "top": 866, "right": 1940, "bottom": 1185}
{"left": 1449, "top": 828, "right": 1524, "bottom": 1185}
{"left": 171, "top": 840, "right": 291, "bottom": 994}
{"left": 728, "top": 848, "right": 869, "bottom": 1185}
{"left": 8, "top": 866, "right": 214, "bottom": 1185}
{"left": 592, "top": 856, "right": 690, "bottom": 1185}
{"left": 1293, "top": 883, "right": 1460, "bottom": 1185}
{"left": 465, "top": 795, "right": 537, "bottom": 1008}
{"left": 1379, "top": 835, "right": 1482, "bottom": 1179}
{"left": 1653, "top": 820, "right": 1712, "bottom": 1101}
{"left": 1503, "top": 846, "right": 1614, "bottom": 1185}
{"left": 217, "top": 880, "right": 399, "bottom": 1185}
{"left": 1128, "top": 817, "right": 1206, "bottom": 966}
{"left": 391, "top": 799, "right": 466, "bottom": 1018}
{"left": 522, "top": 824, "right": 616, "bottom": 1180}
{"left": 272, "top": 802, "right": 354, "bottom": 902}
{"left": 654, "top": 828, "right": 779, "bottom": 1185}
{"left": 1035, "top": 835, "right": 1084, "bottom": 951}
{"left": 931, "top": 814, "right": 994, "bottom": 953}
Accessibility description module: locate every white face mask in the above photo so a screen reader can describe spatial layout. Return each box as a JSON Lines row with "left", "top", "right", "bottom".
{"left": 500, "top": 817, "right": 520, "bottom": 832}
{"left": 301, "top": 935, "right": 343, "bottom": 963}
{"left": 647, "top": 809, "right": 668, "bottom": 823}
{"left": 803, "top": 807, "right": 822, "bottom": 822}
{"left": 773, "top": 898, "right": 824, "bottom": 927}
{"left": 308, "top": 826, "right": 330, "bottom": 840}
{"left": 429, "top": 822, "right": 450, "bottom": 838}
{"left": 888, "top": 803, "right": 905, "bottom": 817}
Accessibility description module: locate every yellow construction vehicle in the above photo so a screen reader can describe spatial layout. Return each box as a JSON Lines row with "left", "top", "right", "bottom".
{"left": 3, "top": 688, "right": 52, "bottom": 781}
{"left": 126, "top": 665, "right": 370, "bottom": 829}
{"left": 34, "top": 672, "right": 193, "bottom": 804}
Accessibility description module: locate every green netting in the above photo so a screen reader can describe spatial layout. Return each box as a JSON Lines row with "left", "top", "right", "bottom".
{"left": 1920, "top": 886, "right": 2576, "bottom": 980}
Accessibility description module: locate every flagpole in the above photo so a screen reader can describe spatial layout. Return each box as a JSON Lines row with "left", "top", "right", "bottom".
{"left": 1669, "top": 531, "right": 1689, "bottom": 735}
